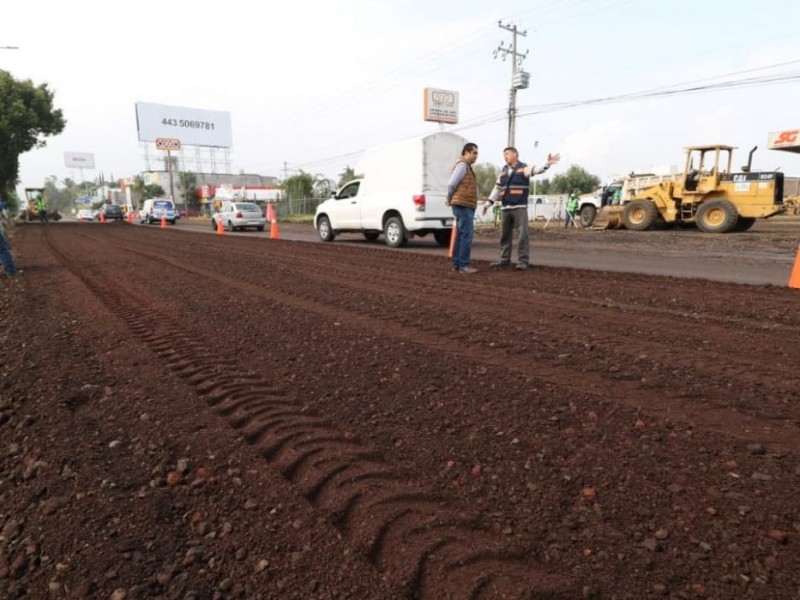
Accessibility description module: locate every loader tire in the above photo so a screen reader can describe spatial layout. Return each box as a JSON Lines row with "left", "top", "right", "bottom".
{"left": 732, "top": 216, "right": 756, "bottom": 232}
{"left": 696, "top": 199, "right": 738, "bottom": 233}
{"left": 579, "top": 204, "right": 597, "bottom": 227}
{"left": 622, "top": 200, "right": 658, "bottom": 231}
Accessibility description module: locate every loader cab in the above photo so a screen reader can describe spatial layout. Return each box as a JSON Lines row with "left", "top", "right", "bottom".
{"left": 683, "top": 145, "right": 733, "bottom": 193}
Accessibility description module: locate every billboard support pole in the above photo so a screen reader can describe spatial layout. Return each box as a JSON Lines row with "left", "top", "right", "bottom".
{"left": 167, "top": 149, "right": 176, "bottom": 203}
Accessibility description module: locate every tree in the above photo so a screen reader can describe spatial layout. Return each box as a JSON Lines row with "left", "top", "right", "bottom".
{"left": 132, "top": 175, "right": 164, "bottom": 204}
{"left": 336, "top": 166, "right": 357, "bottom": 188}
{"left": 548, "top": 165, "right": 601, "bottom": 195}
{"left": 472, "top": 163, "right": 499, "bottom": 200}
{"left": 0, "top": 70, "right": 66, "bottom": 196}
{"left": 178, "top": 171, "right": 197, "bottom": 206}
{"left": 312, "top": 174, "right": 334, "bottom": 199}
{"left": 282, "top": 171, "right": 314, "bottom": 201}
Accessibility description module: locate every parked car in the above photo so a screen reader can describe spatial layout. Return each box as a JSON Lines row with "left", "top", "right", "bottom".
{"left": 211, "top": 201, "right": 266, "bottom": 232}
{"left": 140, "top": 199, "right": 177, "bottom": 225}
{"left": 76, "top": 209, "right": 97, "bottom": 222}
{"left": 101, "top": 204, "right": 125, "bottom": 221}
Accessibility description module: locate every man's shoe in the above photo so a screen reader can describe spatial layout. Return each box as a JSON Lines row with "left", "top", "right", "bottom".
{"left": 459, "top": 267, "right": 479, "bottom": 274}
{"left": 490, "top": 261, "right": 510, "bottom": 268}
{"left": 515, "top": 263, "right": 528, "bottom": 270}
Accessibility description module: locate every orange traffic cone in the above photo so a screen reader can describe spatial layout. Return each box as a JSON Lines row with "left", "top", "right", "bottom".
{"left": 447, "top": 219, "right": 458, "bottom": 258}
{"left": 789, "top": 244, "right": 800, "bottom": 289}
{"left": 267, "top": 202, "right": 279, "bottom": 239}
{"left": 100, "top": 212, "right": 106, "bottom": 223}
{"left": 216, "top": 217, "right": 224, "bottom": 235}
{"left": 161, "top": 214, "right": 167, "bottom": 229}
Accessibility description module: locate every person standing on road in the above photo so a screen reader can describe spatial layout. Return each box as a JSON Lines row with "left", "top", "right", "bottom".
{"left": 446, "top": 142, "right": 480, "bottom": 274}
{"left": 0, "top": 198, "right": 20, "bottom": 278}
{"left": 482, "top": 147, "right": 560, "bottom": 270}
{"left": 565, "top": 191, "right": 579, "bottom": 228}
{"left": 35, "top": 194, "right": 48, "bottom": 224}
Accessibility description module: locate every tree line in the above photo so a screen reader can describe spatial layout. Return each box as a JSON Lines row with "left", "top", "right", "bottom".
{"left": 280, "top": 163, "right": 601, "bottom": 201}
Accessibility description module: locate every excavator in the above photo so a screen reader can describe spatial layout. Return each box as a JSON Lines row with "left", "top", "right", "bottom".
{"left": 588, "top": 145, "right": 785, "bottom": 232}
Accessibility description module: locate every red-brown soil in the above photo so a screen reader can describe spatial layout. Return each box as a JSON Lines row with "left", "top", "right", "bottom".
{"left": 1, "top": 222, "right": 799, "bottom": 599}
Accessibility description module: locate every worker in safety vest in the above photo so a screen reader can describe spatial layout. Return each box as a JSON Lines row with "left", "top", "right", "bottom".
{"left": 35, "top": 195, "right": 48, "bottom": 224}
{"left": 565, "top": 191, "right": 579, "bottom": 228}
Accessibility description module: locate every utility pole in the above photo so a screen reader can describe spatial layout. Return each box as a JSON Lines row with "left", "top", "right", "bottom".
{"left": 494, "top": 22, "right": 530, "bottom": 148}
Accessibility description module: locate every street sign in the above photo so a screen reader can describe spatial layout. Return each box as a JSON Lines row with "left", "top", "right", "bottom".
{"left": 156, "top": 137, "right": 181, "bottom": 151}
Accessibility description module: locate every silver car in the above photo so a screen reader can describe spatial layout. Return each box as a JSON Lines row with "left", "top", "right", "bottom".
{"left": 212, "top": 202, "right": 266, "bottom": 232}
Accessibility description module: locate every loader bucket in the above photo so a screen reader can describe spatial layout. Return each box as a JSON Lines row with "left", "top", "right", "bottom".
{"left": 591, "top": 206, "right": 624, "bottom": 229}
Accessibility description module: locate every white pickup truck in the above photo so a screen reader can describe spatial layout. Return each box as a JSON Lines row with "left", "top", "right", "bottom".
{"left": 314, "top": 132, "right": 466, "bottom": 247}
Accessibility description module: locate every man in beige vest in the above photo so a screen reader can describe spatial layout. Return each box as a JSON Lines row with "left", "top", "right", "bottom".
{"left": 446, "top": 143, "right": 480, "bottom": 274}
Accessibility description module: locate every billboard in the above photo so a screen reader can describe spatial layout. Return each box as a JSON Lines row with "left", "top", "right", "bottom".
{"left": 768, "top": 129, "right": 800, "bottom": 152}
{"left": 135, "top": 102, "right": 232, "bottom": 148}
{"left": 423, "top": 88, "right": 459, "bottom": 124}
{"left": 64, "top": 152, "right": 95, "bottom": 169}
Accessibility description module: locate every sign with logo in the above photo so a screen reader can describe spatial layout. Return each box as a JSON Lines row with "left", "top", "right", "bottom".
{"left": 156, "top": 137, "right": 181, "bottom": 151}
{"left": 64, "top": 152, "right": 95, "bottom": 169}
{"left": 423, "top": 88, "right": 459, "bottom": 124}
{"left": 768, "top": 129, "right": 800, "bottom": 150}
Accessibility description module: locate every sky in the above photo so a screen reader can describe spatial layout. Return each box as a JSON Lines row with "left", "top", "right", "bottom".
{"left": 5, "top": 0, "right": 800, "bottom": 196}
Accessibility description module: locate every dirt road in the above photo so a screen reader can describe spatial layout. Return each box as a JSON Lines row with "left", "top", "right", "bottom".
{"left": 1, "top": 222, "right": 799, "bottom": 599}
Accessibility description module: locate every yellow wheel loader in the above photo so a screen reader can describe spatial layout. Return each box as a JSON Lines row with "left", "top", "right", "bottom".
{"left": 589, "top": 145, "right": 785, "bottom": 233}
{"left": 23, "top": 187, "right": 62, "bottom": 222}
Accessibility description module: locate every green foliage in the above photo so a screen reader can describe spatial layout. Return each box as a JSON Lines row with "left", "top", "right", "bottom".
{"left": 132, "top": 175, "right": 164, "bottom": 203}
{"left": 282, "top": 171, "right": 314, "bottom": 200}
{"left": 43, "top": 177, "right": 74, "bottom": 213}
{"left": 312, "top": 175, "right": 334, "bottom": 199}
{"left": 533, "top": 178, "right": 551, "bottom": 195}
{"left": 472, "top": 162, "right": 499, "bottom": 200}
{"left": 179, "top": 171, "right": 197, "bottom": 205}
{"left": 2, "top": 191, "right": 20, "bottom": 214}
{"left": 336, "top": 166, "right": 357, "bottom": 188}
{"left": 0, "top": 70, "right": 66, "bottom": 196}
{"left": 548, "top": 165, "right": 601, "bottom": 195}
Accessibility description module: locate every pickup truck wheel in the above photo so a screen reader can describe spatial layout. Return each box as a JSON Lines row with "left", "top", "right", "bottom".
{"left": 433, "top": 229, "right": 451, "bottom": 247}
{"left": 696, "top": 199, "right": 738, "bottom": 233}
{"left": 317, "top": 216, "right": 336, "bottom": 242}
{"left": 622, "top": 200, "right": 658, "bottom": 231}
{"left": 363, "top": 232, "right": 380, "bottom": 242}
{"left": 579, "top": 205, "right": 597, "bottom": 227}
{"left": 384, "top": 216, "right": 408, "bottom": 248}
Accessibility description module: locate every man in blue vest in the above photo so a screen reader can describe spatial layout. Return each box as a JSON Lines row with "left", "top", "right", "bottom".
{"left": 483, "top": 147, "right": 560, "bottom": 270}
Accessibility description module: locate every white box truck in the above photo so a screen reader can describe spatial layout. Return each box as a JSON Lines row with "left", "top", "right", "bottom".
{"left": 314, "top": 132, "right": 467, "bottom": 247}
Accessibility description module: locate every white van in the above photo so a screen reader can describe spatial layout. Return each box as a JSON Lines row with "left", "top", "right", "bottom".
{"left": 314, "top": 132, "right": 466, "bottom": 247}
{"left": 140, "top": 198, "right": 177, "bottom": 225}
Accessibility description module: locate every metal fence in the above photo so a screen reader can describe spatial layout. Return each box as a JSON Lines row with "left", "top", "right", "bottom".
{"left": 279, "top": 197, "right": 324, "bottom": 217}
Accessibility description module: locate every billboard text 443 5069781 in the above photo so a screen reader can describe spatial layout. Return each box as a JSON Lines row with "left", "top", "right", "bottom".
{"left": 135, "top": 102, "right": 232, "bottom": 149}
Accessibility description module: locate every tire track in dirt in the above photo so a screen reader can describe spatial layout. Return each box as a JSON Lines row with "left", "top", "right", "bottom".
{"left": 90, "top": 228, "right": 800, "bottom": 452}
{"left": 44, "top": 229, "right": 577, "bottom": 599}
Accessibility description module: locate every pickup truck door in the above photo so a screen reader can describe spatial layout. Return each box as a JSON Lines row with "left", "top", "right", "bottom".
{"left": 332, "top": 181, "right": 361, "bottom": 228}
